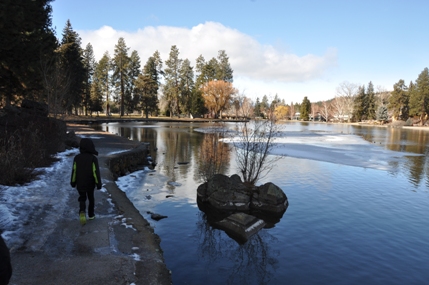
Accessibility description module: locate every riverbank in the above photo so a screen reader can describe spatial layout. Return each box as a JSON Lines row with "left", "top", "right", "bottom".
{"left": 62, "top": 114, "right": 248, "bottom": 124}
{"left": 61, "top": 114, "right": 429, "bottom": 131}
{"left": 3, "top": 123, "right": 171, "bottom": 285}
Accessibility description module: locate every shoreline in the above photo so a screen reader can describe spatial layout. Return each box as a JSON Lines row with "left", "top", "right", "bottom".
{"left": 6, "top": 123, "right": 172, "bottom": 285}
{"left": 67, "top": 123, "right": 172, "bottom": 284}
{"left": 63, "top": 115, "right": 429, "bottom": 131}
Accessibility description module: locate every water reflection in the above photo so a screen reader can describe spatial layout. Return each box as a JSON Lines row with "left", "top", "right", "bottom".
{"left": 383, "top": 128, "right": 429, "bottom": 188}
{"left": 197, "top": 133, "right": 231, "bottom": 182}
{"left": 195, "top": 212, "right": 279, "bottom": 285}
{"left": 97, "top": 122, "right": 429, "bottom": 191}
{"left": 93, "top": 121, "right": 429, "bottom": 284}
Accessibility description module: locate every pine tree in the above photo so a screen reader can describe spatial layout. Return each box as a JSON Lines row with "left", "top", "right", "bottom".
{"left": 195, "top": 55, "right": 217, "bottom": 88}
{"left": 261, "top": 95, "right": 269, "bottom": 117}
{"left": 409, "top": 67, "right": 429, "bottom": 125}
{"left": 366, "top": 81, "right": 376, "bottom": 120}
{"left": 59, "top": 20, "right": 85, "bottom": 114}
{"left": 190, "top": 89, "right": 206, "bottom": 117}
{"left": 82, "top": 43, "right": 96, "bottom": 115}
{"left": 134, "top": 53, "right": 162, "bottom": 118}
{"left": 89, "top": 76, "right": 103, "bottom": 115}
{"left": 163, "top": 45, "right": 182, "bottom": 117}
{"left": 112, "top": 37, "right": 130, "bottom": 116}
{"left": 134, "top": 74, "right": 158, "bottom": 118}
{"left": 300, "top": 96, "right": 311, "bottom": 121}
{"left": 254, "top": 97, "right": 261, "bottom": 117}
{"left": 94, "top": 52, "right": 111, "bottom": 115}
{"left": 388, "top": 79, "right": 409, "bottom": 120}
{"left": 0, "top": 0, "right": 57, "bottom": 105}
{"left": 178, "top": 59, "right": 195, "bottom": 117}
{"left": 376, "top": 105, "right": 388, "bottom": 122}
{"left": 353, "top": 85, "right": 366, "bottom": 121}
{"left": 125, "top": 50, "right": 141, "bottom": 114}
{"left": 216, "top": 50, "right": 233, "bottom": 82}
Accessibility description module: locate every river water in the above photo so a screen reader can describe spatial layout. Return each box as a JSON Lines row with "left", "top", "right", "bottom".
{"left": 93, "top": 121, "right": 429, "bottom": 285}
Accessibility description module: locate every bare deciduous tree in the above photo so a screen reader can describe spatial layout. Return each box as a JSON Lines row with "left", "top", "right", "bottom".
{"left": 40, "top": 53, "right": 72, "bottom": 118}
{"left": 232, "top": 110, "right": 282, "bottom": 186}
{"left": 241, "top": 96, "right": 254, "bottom": 119}
{"left": 311, "top": 103, "right": 319, "bottom": 121}
{"left": 320, "top": 100, "right": 331, "bottom": 122}
{"left": 336, "top": 81, "right": 358, "bottom": 122}
{"left": 289, "top": 101, "right": 295, "bottom": 120}
{"left": 376, "top": 85, "right": 391, "bottom": 106}
{"left": 332, "top": 96, "right": 346, "bottom": 122}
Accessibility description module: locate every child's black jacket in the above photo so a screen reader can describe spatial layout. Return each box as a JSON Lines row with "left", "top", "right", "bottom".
{"left": 70, "top": 138, "right": 102, "bottom": 191}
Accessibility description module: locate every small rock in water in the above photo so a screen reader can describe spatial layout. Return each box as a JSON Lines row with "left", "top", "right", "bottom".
{"left": 151, "top": 213, "right": 168, "bottom": 221}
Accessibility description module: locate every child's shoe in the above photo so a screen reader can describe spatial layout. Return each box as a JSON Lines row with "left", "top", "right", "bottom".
{"left": 79, "top": 211, "right": 86, "bottom": 225}
{"left": 88, "top": 215, "right": 95, "bottom": 220}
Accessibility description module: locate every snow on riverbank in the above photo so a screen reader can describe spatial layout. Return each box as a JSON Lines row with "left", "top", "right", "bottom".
{"left": 0, "top": 149, "right": 80, "bottom": 245}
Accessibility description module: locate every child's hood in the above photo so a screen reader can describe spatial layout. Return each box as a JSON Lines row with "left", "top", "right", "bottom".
{"left": 79, "top": 138, "right": 99, "bottom": 155}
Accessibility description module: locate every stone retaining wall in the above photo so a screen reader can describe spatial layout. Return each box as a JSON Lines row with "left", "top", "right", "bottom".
{"left": 107, "top": 143, "right": 151, "bottom": 179}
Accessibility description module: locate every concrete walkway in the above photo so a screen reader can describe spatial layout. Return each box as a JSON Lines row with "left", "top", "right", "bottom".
{"left": 8, "top": 124, "right": 171, "bottom": 285}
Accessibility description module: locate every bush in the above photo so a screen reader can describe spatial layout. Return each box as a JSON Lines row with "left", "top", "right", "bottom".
{"left": 0, "top": 110, "right": 66, "bottom": 185}
{"left": 0, "top": 123, "right": 44, "bottom": 185}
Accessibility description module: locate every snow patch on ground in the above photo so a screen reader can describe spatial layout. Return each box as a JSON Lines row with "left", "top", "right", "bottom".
{"left": 0, "top": 149, "right": 78, "bottom": 244}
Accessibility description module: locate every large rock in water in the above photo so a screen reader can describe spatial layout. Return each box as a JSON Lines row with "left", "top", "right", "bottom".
{"left": 197, "top": 174, "right": 251, "bottom": 211}
{"left": 197, "top": 174, "right": 288, "bottom": 214}
{"left": 251, "top": 182, "right": 288, "bottom": 213}
{"left": 197, "top": 174, "right": 288, "bottom": 243}
{"left": 214, "top": 212, "right": 266, "bottom": 244}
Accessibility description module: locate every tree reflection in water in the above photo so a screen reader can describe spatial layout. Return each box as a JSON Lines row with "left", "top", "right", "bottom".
{"left": 197, "top": 128, "right": 231, "bottom": 182}
{"left": 195, "top": 211, "right": 280, "bottom": 285}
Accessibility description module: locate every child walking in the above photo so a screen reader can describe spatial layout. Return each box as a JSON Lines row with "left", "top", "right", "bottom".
{"left": 70, "top": 138, "right": 102, "bottom": 225}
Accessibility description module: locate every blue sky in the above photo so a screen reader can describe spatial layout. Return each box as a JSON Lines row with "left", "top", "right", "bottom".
{"left": 51, "top": 0, "right": 429, "bottom": 103}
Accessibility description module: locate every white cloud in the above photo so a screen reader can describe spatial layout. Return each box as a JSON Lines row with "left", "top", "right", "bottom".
{"left": 79, "top": 21, "right": 338, "bottom": 102}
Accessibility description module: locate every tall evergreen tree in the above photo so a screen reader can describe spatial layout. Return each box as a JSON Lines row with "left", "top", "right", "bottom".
{"left": 125, "top": 50, "right": 141, "bottom": 114}
{"left": 353, "top": 85, "right": 366, "bottom": 121}
{"left": 178, "top": 59, "right": 195, "bottom": 116}
{"left": 133, "top": 53, "right": 162, "bottom": 118}
{"left": 94, "top": 51, "right": 111, "bottom": 115}
{"left": 152, "top": 50, "right": 164, "bottom": 75}
{"left": 195, "top": 55, "right": 217, "bottom": 89}
{"left": 190, "top": 89, "right": 207, "bottom": 116}
{"left": 366, "top": 81, "right": 376, "bottom": 120}
{"left": 163, "top": 45, "right": 182, "bottom": 117}
{"left": 112, "top": 37, "right": 130, "bottom": 116}
{"left": 0, "top": 0, "right": 57, "bottom": 105}
{"left": 89, "top": 74, "right": 103, "bottom": 115}
{"left": 216, "top": 50, "right": 233, "bottom": 82}
{"left": 388, "top": 79, "right": 409, "bottom": 120}
{"left": 254, "top": 97, "right": 261, "bottom": 117}
{"left": 134, "top": 74, "right": 158, "bottom": 118}
{"left": 409, "top": 67, "right": 429, "bottom": 125}
{"left": 82, "top": 43, "right": 95, "bottom": 115}
{"left": 300, "top": 96, "right": 311, "bottom": 121}
{"left": 261, "top": 95, "right": 269, "bottom": 116}
{"left": 59, "top": 20, "right": 85, "bottom": 114}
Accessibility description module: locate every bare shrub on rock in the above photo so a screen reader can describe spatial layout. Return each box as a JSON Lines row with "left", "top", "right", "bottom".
{"left": 232, "top": 116, "right": 282, "bottom": 186}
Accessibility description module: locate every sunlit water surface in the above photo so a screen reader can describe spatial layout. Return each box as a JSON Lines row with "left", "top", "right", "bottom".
{"left": 94, "top": 121, "right": 429, "bottom": 285}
